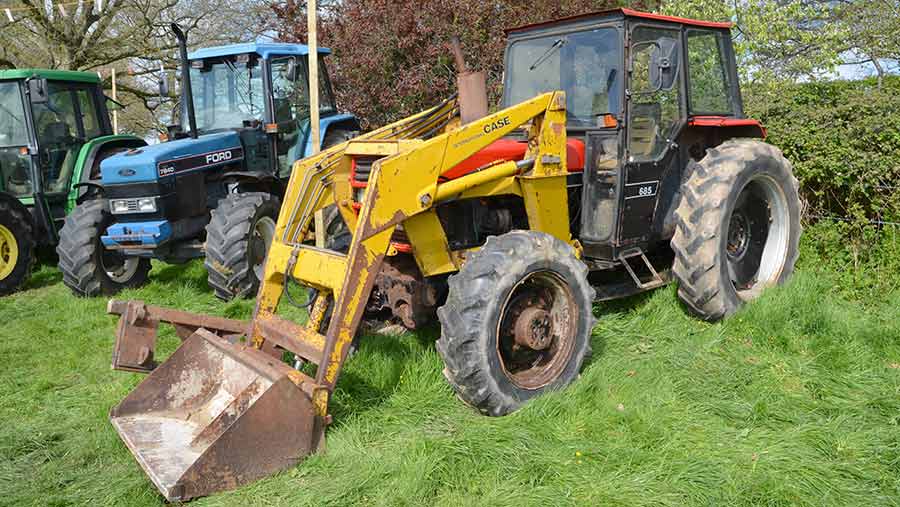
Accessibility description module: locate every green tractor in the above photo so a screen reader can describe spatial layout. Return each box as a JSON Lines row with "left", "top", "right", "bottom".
{"left": 0, "top": 69, "right": 146, "bottom": 295}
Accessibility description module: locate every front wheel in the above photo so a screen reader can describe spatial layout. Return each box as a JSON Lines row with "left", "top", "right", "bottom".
{"left": 671, "top": 139, "right": 801, "bottom": 321}
{"left": 0, "top": 196, "right": 35, "bottom": 296}
{"left": 205, "top": 192, "right": 280, "bottom": 301}
{"left": 436, "top": 231, "right": 595, "bottom": 416}
{"left": 57, "top": 199, "right": 151, "bottom": 297}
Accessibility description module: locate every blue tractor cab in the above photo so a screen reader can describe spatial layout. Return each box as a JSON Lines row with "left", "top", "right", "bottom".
{"left": 57, "top": 25, "right": 359, "bottom": 299}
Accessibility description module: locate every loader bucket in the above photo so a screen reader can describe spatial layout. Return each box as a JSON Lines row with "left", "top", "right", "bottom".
{"left": 110, "top": 328, "right": 323, "bottom": 502}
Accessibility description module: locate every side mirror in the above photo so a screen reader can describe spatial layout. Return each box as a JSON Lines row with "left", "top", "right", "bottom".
{"left": 650, "top": 37, "right": 678, "bottom": 91}
{"left": 630, "top": 37, "right": 679, "bottom": 94}
{"left": 27, "top": 76, "right": 49, "bottom": 104}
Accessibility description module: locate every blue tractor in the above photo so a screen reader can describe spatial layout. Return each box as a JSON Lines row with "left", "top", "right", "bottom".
{"left": 57, "top": 25, "right": 359, "bottom": 300}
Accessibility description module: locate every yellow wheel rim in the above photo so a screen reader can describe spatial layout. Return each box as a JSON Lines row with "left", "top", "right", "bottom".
{"left": 0, "top": 224, "right": 18, "bottom": 280}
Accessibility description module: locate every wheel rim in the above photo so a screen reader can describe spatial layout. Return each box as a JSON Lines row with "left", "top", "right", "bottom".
{"left": 251, "top": 216, "right": 276, "bottom": 280}
{"left": 0, "top": 224, "right": 18, "bottom": 280}
{"left": 725, "top": 174, "right": 790, "bottom": 299}
{"left": 101, "top": 250, "right": 141, "bottom": 284}
{"left": 496, "top": 270, "right": 578, "bottom": 390}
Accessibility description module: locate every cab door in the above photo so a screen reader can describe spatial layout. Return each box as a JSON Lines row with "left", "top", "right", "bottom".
{"left": 618, "top": 24, "right": 686, "bottom": 246}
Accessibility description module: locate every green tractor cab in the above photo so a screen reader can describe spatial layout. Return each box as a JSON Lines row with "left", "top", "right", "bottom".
{"left": 0, "top": 69, "right": 146, "bottom": 295}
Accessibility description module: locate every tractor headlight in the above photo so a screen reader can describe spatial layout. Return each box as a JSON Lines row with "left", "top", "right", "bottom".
{"left": 110, "top": 197, "right": 158, "bottom": 214}
{"left": 137, "top": 198, "right": 157, "bottom": 212}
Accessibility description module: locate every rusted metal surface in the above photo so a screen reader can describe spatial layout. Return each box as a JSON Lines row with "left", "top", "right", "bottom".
{"left": 497, "top": 271, "right": 577, "bottom": 390}
{"left": 371, "top": 256, "right": 439, "bottom": 330}
{"left": 513, "top": 307, "right": 552, "bottom": 350}
{"left": 108, "top": 300, "right": 247, "bottom": 374}
{"left": 256, "top": 315, "right": 326, "bottom": 365}
{"left": 449, "top": 37, "right": 488, "bottom": 125}
{"left": 110, "top": 328, "right": 324, "bottom": 502}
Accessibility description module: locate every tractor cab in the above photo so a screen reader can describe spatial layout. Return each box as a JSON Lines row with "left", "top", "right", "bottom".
{"left": 501, "top": 9, "right": 763, "bottom": 263}
{"left": 181, "top": 43, "right": 343, "bottom": 177}
{"left": 0, "top": 70, "right": 143, "bottom": 243}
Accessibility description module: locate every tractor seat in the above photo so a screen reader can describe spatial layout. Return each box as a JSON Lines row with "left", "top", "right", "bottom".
{"left": 442, "top": 138, "right": 585, "bottom": 180}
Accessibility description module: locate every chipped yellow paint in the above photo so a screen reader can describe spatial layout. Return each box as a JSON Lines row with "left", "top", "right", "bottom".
{"left": 312, "top": 388, "right": 329, "bottom": 417}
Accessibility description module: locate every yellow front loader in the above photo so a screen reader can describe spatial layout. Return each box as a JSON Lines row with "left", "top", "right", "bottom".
{"left": 108, "top": 91, "right": 582, "bottom": 501}
{"left": 106, "top": 9, "right": 802, "bottom": 501}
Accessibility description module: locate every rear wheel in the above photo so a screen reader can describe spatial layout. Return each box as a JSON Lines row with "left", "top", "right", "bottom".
{"left": 205, "top": 192, "right": 281, "bottom": 300}
{"left": 0, "top": 196, "right": 35, "bottom": 296}
{"left": 671, "top": 139, "right": 801, "bottom": 321}
{"left": 57, "top": 199, "right": 151, "bottom": 296}
{"left": 436, "top": 231, "right": 595, "bottom": 416}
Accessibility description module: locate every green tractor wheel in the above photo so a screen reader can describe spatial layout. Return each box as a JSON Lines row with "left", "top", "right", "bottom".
{"left": 0, "top": 196, "right": 35, "bottom": 296}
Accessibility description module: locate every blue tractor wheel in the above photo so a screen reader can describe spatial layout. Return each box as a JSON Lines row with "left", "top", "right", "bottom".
{"left": 57, "top": 199, "right": 151, "bottom": 296}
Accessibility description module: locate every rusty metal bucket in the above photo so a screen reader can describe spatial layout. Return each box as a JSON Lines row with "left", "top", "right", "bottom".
{"left": 110, "top": 328, "right": 323, "bottom": 502}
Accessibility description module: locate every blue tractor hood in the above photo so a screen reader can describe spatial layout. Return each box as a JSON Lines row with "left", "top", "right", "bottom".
{"left": 101, "top": 131, "right": 244, "bottom": 185}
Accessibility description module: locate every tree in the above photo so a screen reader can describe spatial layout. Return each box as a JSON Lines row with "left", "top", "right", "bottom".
{"left": 660, "top": 0, "right": 846, "bottom": 84}
{"left": 0, "top": 0, "right": 272, "bottom": 134}
{"left": 837, "top": 0, "right": 900, "bottom": 86}
{"left": 272, "top": 0, "right": 655, "bottom": 128}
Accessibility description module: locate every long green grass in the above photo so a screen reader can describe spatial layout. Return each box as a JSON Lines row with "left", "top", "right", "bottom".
{"left": 1, "top": 253, "right": 898, "bottom": 506}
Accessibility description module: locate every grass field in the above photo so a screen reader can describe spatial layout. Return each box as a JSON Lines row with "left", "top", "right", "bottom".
{"left": 1, "top": 249, "right": 899, "bottom": 506}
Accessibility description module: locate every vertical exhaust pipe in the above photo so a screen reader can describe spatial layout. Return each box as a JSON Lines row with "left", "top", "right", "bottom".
{"left": 449, "top": 37, "right": 488, "bottom": 125}
{"left": 171, "top": 23, "right": 198, "bottom": 139}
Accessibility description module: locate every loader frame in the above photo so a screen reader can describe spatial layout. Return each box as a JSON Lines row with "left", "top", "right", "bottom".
{"left": 254, "top": 91, "right": 571, "bottom": 393}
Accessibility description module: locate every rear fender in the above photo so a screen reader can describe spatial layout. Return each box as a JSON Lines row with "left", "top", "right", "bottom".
{"left": 303, "top": 114, "right": 360, "bottom": 156}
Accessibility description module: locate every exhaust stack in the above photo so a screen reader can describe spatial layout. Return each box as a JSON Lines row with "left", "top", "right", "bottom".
{"left": 171, "top": 23, "right": 198, "bottom": 139}
{"left": 449, "top": 37, "right": 488, "bottom": 125}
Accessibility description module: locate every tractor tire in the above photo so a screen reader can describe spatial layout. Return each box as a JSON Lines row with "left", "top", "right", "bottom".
{"left": 205, "top": 192, "right": 281, "bottom": 301}
{"left": 323, "top": 128, "right": 355, "bottom": 148}
{"left": 57, "top": 199, "right": 151, "bottom": 297}
{"left": 671, "top": 139, "right": 801, "bottom": 321}
{"left": 0, "top": 196, "right": 35, "bottom": 296}
{"left": 436, "top": 231, "right": 595, "bottom": 416}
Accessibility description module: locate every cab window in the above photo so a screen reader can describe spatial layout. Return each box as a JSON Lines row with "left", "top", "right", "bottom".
{"left": 686, "top": 29, "right": 735, "bottom": 114}
{"left": 31, "top": 83, "right": 89, "bottom": 194}
{"left": 627, "top": 26, "right": 683, "bottom": 162}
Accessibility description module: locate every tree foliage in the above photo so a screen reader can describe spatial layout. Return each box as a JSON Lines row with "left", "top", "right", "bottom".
{"left": 0, "top": 0, "right": 271, "bottom": 134}
{"left": 272, "top": 0, "right": 655, "bottom": 128}
{"left": 661, "top": 0, "right": 846, "bottom": 83}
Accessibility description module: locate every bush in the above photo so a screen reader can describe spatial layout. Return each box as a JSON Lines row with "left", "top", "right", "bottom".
{"left": 746, "top": 77, "right": 900, "bottom": 224}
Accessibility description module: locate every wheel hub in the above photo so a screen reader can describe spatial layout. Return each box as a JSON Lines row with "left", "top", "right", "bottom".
{"left": 0, "top": 224, "right": 19, "bottom": 280}
{"left": 513, "top": 307, "right": 552, "bottom": 350}
{"left": 726, "top": 211, "right": 750, "bottom": 260}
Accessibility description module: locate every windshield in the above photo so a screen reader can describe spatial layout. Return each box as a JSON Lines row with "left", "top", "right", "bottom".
{"left": 0, "top": 81, "right": 29, "bottom": 147}
{"left": 504, "top": 28, "right": 622, "bottom": 127}
{"left": 188, "top": 56, "right": 265, "bottom": 131}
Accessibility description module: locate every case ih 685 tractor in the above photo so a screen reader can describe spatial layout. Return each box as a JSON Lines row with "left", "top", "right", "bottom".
{"left": 105, "top": 9, "right": 801, "bottom": 501}
{"left": 57, "top": 25, "right": 358, "bottom": 300}
{"left": 0, "top": 69, "right": 145, "bottom": 295}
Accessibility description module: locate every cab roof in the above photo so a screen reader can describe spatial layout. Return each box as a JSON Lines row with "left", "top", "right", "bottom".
{"left": 188, "top": 42, "right": 331, "bottom": 61}
{"left": 0, "top": 68, "right": 101, "bottom": 83}
{"left": 506, "top": 8, "right": 732, "bottom": 35}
